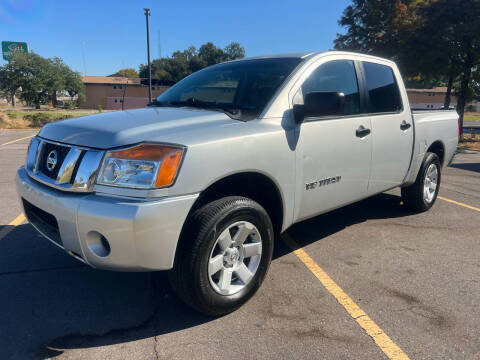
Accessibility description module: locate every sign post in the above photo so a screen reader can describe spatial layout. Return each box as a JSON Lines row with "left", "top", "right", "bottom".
{"left": 2, "top": 41, "right": 28, "bottom": 61}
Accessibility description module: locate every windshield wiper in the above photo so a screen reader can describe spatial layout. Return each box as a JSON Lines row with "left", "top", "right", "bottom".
{"left": 147, "top": 100, "right": 171, "bottom": 107}
{"left": 169, "top": 98, "right": 242, "bottom": 118}
{"left": 149, "top": 97, "right": 244, "bottom": 119}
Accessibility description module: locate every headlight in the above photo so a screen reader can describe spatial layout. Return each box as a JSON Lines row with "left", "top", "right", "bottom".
{"left": 97, "top": 144, "right": 185, "bottom": 189}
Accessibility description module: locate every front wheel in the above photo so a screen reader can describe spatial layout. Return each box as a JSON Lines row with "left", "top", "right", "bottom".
{"left": 169, "top": 196, "right": 274, "bottom": 316}
{"left": 401, "top": 152, "right": 441, "bottom": 212}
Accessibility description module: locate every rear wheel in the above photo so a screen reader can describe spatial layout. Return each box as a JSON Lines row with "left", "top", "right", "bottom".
{"left": 401, "top": 152, "right": 441, "bottom": 212}
{"left": 169, "top": 196, "right": 274, "bottom": 316}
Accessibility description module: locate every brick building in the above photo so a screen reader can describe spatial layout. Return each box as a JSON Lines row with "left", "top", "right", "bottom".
{"left": 79, "top": 76, "right": 169, "bottom": 110}
{"left": 79, "top": 78, "right": 474, "bottom": 112}
{"left": 406, "top": 87, "right": 457, "bottom": 110}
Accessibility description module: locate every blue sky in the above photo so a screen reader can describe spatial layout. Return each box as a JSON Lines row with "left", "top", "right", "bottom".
{"left": 0, "top": 0, "right": 351, "bottom": 76}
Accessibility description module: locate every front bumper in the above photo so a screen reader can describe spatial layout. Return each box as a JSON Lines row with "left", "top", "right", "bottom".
{"left": 16, "top": 167, "right": 198, "bottom": 271}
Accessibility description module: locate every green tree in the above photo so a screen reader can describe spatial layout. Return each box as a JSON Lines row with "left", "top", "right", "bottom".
{"left": 198, "top": 42, "right": 225, "bottom": 66}
{"left": 334, "top": 0, "right": 480, "bottom": 129}
{"left": 64, "top": 68, "right": 86, "bottom": 103}
{"left": 224, "top": 42, "right": 246, "bottom": 61}
{"left": 17, "top": 52, "right": 53, "bottom": 109}
{"left": 0, "top": 52, "right": 85, "bottom": 109}
{"left": 415, "top": 0, "right": 480, "bottom": 128}
{"left": 0, "top": 52, "right": 25, "bottom": 106}
{"left": 48, "top": 57, "right": 70, "bottom": 107}
{"left": 334, "top": 0, "right": 417, "bottom": 58}
{"left": 140, "top": 42, "right": 245, "bottom": 83}
{"left": 110, "top": 68, "right": 139, "bottom": 78}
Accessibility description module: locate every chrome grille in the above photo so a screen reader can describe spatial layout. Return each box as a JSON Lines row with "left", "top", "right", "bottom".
{"left": 25, "top": 137, "right": 104, "bottom": 192}
{"left": 37, "top": 142, "right": 71, "bottom": 180}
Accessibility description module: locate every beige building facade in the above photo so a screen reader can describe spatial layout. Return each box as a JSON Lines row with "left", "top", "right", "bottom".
{"left": 80, "top": 76, "right": 169, "bottom": 110}
{"left": 406, "top": 87, "right": 457, "bottom": 110}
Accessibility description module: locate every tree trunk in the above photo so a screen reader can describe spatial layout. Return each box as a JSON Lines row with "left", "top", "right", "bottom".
{"left": 11, "top": 94, "right": 16, "bottom": 107}
{"left": 444, "top": 63, "right": 454, "bottom": 108}
{"left": 52, "top": 91, "right": 57, "bottom": 108}
{"left": 456, "top": 65, "right": 472, "bottom": 136}
{"left": 456, "top": 38, "right": 474, "bottom": 137}
{"left": 35, "top": 101, "right": 41, "bottom": 110}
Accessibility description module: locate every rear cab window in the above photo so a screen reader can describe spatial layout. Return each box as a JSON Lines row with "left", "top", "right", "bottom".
{"left": 362, "top": 62, "right": 403, "bottom": 113}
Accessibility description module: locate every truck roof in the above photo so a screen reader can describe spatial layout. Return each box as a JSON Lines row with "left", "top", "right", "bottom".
{"left": 232, "top": 51, "right": 396, "bottom": 66}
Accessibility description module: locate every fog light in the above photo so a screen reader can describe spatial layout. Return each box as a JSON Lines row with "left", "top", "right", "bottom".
{"left": 86, "top": 231, "right": 111, "bottom": 257}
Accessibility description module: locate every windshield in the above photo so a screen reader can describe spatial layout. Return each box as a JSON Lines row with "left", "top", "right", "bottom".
{"left": 153, "top": 58, "right": 303, "bottom": 121}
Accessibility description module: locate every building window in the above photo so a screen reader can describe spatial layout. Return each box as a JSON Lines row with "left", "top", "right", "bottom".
{"left": 114, "top": 99, "right": 118, "bottom": 103}
{"left": 120, "top": 99, "right": 123, "bottom": 103}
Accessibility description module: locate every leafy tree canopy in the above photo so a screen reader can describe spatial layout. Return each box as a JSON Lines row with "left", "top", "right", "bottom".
{"left": 109, "top": 68, "right": 139, "bottom": 78}
{"left": 334, "top": 0, "right": 480, "bottom": 124}
{"left": 0, "top": 52, "right": 85, "bottom": 108}
{"left": 139, "top": 42, "right": 245, "bottom": 83}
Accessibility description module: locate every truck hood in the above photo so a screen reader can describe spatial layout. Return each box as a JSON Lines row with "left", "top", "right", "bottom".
{"left": 38, "top": 107, "right": 238, "bottom": 149}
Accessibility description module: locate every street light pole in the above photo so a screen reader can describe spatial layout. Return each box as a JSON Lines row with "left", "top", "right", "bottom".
{"left": 144, "top": 8, "right": 152, "bottom": 104}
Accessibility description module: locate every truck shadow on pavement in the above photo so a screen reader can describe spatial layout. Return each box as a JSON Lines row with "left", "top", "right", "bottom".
{"left": 450, "top": 162, "right": 480, "bottom": 173}
{"left": 0, "top": 193, "right": 411, "bottom": 359}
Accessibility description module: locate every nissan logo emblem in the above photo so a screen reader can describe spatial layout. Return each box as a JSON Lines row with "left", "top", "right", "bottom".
{"left": 46, "top": 150, "right": 58, "bottom": 171}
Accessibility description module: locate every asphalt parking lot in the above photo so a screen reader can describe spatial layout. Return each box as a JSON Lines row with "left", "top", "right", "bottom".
{"left": 1, "top": 129, "right": 479, "bottom": 360}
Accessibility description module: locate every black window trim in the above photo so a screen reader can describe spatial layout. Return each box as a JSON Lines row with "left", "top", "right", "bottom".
{"left": 292, "top": 59, "right": 406, "bottom": 124}
{"left": 358, "top": 61, "right": 404, "bottom": 116}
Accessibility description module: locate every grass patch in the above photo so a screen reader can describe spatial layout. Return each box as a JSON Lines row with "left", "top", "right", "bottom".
{"left": 464, "top": 116, "right": 480, "bottom": 121}
{"left": 459, "top": 132, "right": 480, "bottom": 150}
{"left": 0, "top": 110, "right": 92, "bottom": 129}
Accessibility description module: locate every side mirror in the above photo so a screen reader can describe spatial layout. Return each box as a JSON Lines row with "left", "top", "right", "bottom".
{"left": 294, "top": 92, "right": 345, "bottom": 123}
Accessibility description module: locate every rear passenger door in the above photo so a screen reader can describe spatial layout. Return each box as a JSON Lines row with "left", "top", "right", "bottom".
{"left": 360, "top": 61, "right": 414, "bottom": 195}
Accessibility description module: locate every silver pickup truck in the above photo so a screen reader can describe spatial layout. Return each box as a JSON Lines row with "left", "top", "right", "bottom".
{"left": 16, "top": 51, "right": 458, "bottom": 315}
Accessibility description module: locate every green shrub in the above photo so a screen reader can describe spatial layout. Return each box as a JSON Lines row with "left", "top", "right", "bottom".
{"left": 6, "top": 111, "right": 20, "bottom": 119}
{"left": 97, "top": 105, "right": 103, "bottom": 112}
{"left": 64, "top": 100, "right": 78, "bottom": 109}
{"left": 23, "top": 112, "right": 74, "bottom": 127}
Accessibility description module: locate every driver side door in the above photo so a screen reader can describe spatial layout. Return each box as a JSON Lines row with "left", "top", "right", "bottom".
{"left": 293, "top": 59, "right": 372, "bottom": 222}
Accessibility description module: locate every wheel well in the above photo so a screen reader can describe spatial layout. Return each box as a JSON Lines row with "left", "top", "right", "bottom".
{"left": 190, "top": 172, "right": 284, "bottom": 234}
{"left": 427, "top": 141, "right": 445, "bottom": 165}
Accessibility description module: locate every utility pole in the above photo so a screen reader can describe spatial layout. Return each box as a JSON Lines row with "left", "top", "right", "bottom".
{"left": 144, "top": 8, "right": 152, "bottom": 103}
{"left": 157, "top": 30, "right": 161, "bottom": 59}
{"left": 81, "top": 41, "right": 87, "bottom": 76}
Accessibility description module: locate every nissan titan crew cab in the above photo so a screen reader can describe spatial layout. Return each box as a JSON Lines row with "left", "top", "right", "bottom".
{"left": 16, "top": 52, "right": 459, "bottom": 315}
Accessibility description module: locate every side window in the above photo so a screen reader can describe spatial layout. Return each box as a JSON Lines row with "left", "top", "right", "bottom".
{"left": 301, "top": 60, "right": 360, "bottom": 116}
{"left": 363, "top": 62, "right": 403, "bottom": 113}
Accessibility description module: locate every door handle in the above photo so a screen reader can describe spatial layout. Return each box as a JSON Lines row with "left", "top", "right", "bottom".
{"left": 356, "top": 125, "right": 371, "bottom": 138}
{"left": 400, "top": 121, "right": 411, "bottom": 131}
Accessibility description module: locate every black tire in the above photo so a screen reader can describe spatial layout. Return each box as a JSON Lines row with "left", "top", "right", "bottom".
{"left": 169, "top": 196, "right": 274, "bottom": 316}
{"left": 401, "top": 152, "right": 441, "bottom": 212}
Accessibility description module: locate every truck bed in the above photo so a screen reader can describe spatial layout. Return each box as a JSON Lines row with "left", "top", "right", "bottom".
{"left": 403, "top": 109, "right": 458, "bottom": 186}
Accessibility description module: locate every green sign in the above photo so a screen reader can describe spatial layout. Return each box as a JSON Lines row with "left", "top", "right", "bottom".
{"left": 2, "top": 41, "right": 28, "bottom": 61}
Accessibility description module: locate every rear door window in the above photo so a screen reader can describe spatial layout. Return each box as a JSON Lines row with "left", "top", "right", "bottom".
{"left": 363, "top": 62, "right": 403, "bottom": 113}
